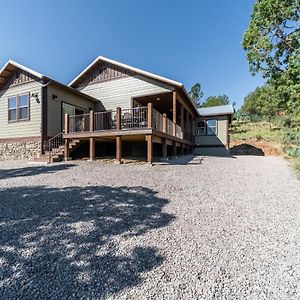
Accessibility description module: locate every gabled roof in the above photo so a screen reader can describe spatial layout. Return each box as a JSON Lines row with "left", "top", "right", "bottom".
{"left": 0, "top": 60, "right": 99, "bottom": 102}
{"left": 0, "top": 60, "right": 44, "bottom": 86}
{"left": 69, "top": 56, "right": 184, "bottom": 88}
{"left": 198, "top": 105, "right": 234, "bottom": 117}
{"left": 69, "top": 56, "right": 199, "bottom": 114}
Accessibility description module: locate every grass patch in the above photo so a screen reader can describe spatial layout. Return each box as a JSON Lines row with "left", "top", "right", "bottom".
{"left": 230, "top": 121, "right": 283, "bottom": 142}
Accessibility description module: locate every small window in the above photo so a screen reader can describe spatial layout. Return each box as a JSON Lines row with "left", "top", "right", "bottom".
{"left": 8, "top": 94, "right": 30, "bottom": 122}
{"left": 19, "top": 94, "right": 29, "bottom": 120}
{"left": 196, "top": 121, "right": 206, "bottom": 136}
{"left": 207, "top": 119, "right": 217, "bottom": 135}
{"left": 8, "top": 96, "right": 17, "bottom": 121}
{"left": 195, "top": 119, "right": 218, "bottom": 136}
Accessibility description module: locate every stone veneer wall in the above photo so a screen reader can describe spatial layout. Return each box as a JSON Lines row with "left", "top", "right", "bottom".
{"left": 0, "top": 141, "right": 41, "bottom": 160}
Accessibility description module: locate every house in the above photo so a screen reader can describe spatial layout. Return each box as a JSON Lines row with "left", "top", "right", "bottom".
{"left": 194, "top": 105, "right": 234, "bottom": 156}
{"left": 0, "top": 56, "right": 233, "bottom": 162}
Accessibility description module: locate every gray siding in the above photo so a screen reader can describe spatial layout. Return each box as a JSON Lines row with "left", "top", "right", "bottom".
{"left": 194, "top": 115, "right": 229, "bottom": 147}
{"left": 77, "top": 75, "right": 173, "bottom": 111}
{"left": 0, "top": 81, "right": 42, "bottom": 138}
{"left": 47, "top": 84, "right": 98, "bottom": 136}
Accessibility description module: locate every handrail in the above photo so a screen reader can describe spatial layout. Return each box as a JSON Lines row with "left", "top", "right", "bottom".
{"left": 47, "top": 119, "right": 83, "bottom": 160}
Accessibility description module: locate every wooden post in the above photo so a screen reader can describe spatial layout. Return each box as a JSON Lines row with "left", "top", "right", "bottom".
{"left": 180, "top": 144, "right": 184, "bottom": 155}
{"left": 172, "top": 141, "right": 177, "bottom": 157}
{"left": 116, "top": 107, "right": 121, "bottom": 130}
{"left": 180, "top": 105, "right": 185, "bottom": 139}
{"left": 147, "top": 135, "right": 153, "bottom": 163}
{"left": 172, "top": 92, "right": 177, "bottom": 136}
{"left": 64, "top": 114, "right": 69, "bottom": 134}
{"left": 162, "top": 138, "right": 167, "bottom": 159}
{"left": 89, "top": 138, "right": 95, "bottom": 160}
{"left": 89, "top": 110, "right": 94, "bottom": 132}
{"left": 116, "top": 136, "right": 122, "bottom": 163}
{"left": 162, "top": 113, "right": 167, "bottom": 133}
{"left": 64, "top": 139, "right": 69, "bottom": 161}
{"left": 147, "top": 102, "right": 153, "bottom": 128}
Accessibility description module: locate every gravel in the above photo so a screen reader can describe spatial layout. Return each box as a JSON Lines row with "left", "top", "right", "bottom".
{"left": 0, "top": 155, "right": 300, "bottom": 299}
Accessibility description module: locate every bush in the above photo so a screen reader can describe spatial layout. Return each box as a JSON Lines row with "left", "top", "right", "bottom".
{"left": 256, "top": 134, "right": 263, "bottom": 141}
{"left": 282, "top": 129, "right": 300, "bottom": 146}
{"left": 284, "top": 146, "right": 300, "bottom": 158}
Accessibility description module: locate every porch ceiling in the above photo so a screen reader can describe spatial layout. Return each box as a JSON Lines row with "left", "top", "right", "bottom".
{"left": 133, "top": 92, "right": 175, "bottom": 119}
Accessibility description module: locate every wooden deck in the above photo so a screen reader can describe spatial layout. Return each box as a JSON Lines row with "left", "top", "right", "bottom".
{"left": 54, "top": 103, "right": 194, "bottom": 163}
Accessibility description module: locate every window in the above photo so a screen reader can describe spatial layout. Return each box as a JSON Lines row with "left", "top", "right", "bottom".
{"left": 8, "top": 94, "right": 29, "bottom": 122}
{"left": 8, "top": 96, "right": 17, "bottom": 121}
{"left": 195, "top": 119, "right": 217, "bottom": 136}
{"left": 207, "top": 119, "right": 217, "bottom": 135}
{"left": 196, "top": 121, "right": 206, "bottom": 136}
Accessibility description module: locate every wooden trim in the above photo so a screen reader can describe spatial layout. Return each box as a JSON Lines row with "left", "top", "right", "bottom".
{"left": 64, "top": 114, "right": 69, "bottom": 134}
{"left": 116, "top": 107, "right": 121, "bottom": 130}
{"left": 172, "top": 92, "right": 177, "bottom": 134}
{"left": 89, "top": 110, "right": 94, "bottom": 132}
{"left": 0, "top": 136, "right": 41, "bottom": 143}
{"left": 147, "top": 102, "right": 153, "bottom": 128}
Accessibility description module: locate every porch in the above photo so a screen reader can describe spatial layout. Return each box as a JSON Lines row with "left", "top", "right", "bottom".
{"left": 46, "top": 91, "right": 195, "bottom": 163}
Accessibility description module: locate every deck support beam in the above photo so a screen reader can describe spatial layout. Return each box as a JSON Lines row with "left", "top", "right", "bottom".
{"left": 116, "top": 136, "right": 122, "bottom": 163}
{"left": 89, "top": 138, "right": 95, "bottom": 160}
{"left": 147, "top": 135, "right": 153, "bottom": 163}
{"left": 162, "top": 138, "right": 167, "bottom": 160}
{"left": 64, "top": 139, "right": 69, "bottom": 161}
{"left": 172, "top": 141, "right": 177, "bottom": 157}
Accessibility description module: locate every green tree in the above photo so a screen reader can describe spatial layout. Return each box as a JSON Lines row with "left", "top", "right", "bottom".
{"left": 243, "top": 0, "right": 300, "bottom": 114}
{"left": 241, "top": 85, "right": 280, "bottom": 129}
{"left": 189, "top": 83, "right": 203, "bottom": 107}
{"left": 202, "top": 95, "right": 230, "bottom": 107}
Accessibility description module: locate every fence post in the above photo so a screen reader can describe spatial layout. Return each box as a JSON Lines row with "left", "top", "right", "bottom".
{"left": 163, "top": 113, "right": 167, "bottom": 133}
{"left": 64, "top": 114, "right": 69, "bottom": 134}
{"left": 116, "top": 107, "right": 121, "bottom": 130}
{"left": 90, "top": 110, "right": 94, "bottom": 132}
{"left": 147, "top": 103, "right": 153, "bottom": 128}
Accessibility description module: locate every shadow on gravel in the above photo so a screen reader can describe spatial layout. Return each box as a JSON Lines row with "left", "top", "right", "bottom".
{"left": 0, "top": 185, "right": 174, "bottom": 299}
{"left": 0, "top": 164, "right": 75, "bottom": 180}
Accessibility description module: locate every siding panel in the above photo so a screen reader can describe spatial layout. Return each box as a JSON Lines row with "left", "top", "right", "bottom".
{"left": 78, "top": 75, "right": 173, "bottom": 111}
{"left": 47, "top": 84, "right": 99, "bottom": 136}
{"left": 0, "top": 81, "right": 42, "bottom": 138}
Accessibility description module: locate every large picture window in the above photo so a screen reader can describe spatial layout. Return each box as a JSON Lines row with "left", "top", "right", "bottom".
{"left": 195, "top": 119, "right": 217, "bottom": 136}
{"left": 8, "top": 94, "right": 29, "bottom": 122}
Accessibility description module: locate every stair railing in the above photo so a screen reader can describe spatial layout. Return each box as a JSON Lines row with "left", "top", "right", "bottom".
{"left": 47, "top": 119, "right": 83, "bottom": 160}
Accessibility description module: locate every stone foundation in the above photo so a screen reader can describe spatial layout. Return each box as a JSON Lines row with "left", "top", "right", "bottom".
{"left": 0, "top": 140, "right": 41, "bottom": 161}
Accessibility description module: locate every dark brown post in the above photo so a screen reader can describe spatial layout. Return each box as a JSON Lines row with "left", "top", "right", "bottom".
{"left": 116, "top": 107, "right": 121, "bottom": 131}
{"left": 89, "top": 138, "right": 95, "bottom": 160}
{"left": 162, "top": 138, "right": 167, "bottom": 159}
{"left": 172, "top": 92, "right": 177, "bottom": 136}
{"left": 147, "top": 102, "right": 153, "bottom": 128}
{"left": 172, "top": 141, "right": 177, "bottom": 157}
{"left": 64, "top": 114, "right": 69, "bottom": 134}
{"left": 89, "top": 110, "right": 94, "bottom": 132}
{"left": 116, "top": 136, "right": 122, "bottom": 163}
{"left": 64, "top": 139, "right": 69, "bottom": 161}
{"left": 147, "top": 135, "right": 153, "bottom": 163}
{"left": 180, "top": 105, "right": 184, "bottom": 139}
{"left": 162, "top": 113, "right": 167, "bottom": 133}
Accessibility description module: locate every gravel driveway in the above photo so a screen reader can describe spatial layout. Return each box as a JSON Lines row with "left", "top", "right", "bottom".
{"left": 0, "top": 155, "right": 299, "bottom": 299}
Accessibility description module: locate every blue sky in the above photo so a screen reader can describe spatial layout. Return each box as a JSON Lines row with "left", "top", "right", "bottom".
{"left": 0, "top": 0, "right": 264, "bottom": 108}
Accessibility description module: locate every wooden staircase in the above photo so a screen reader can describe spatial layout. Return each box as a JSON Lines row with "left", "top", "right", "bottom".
{"left": 36, "top": 139, "right": 81, "bottom": 163}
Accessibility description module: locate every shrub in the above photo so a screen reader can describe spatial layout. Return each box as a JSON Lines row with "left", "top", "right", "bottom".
{"left": 256, "top": 134, "right": 263, "bottom": 141}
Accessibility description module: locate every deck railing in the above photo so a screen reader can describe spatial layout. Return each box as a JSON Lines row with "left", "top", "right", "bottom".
{"left": 94, "top": 110, "right": 117, "bottom": 131}
{"left": 121, "top": 107, "right": 148, "bottom": 129}
{"left": 64, "top": 105, "right": 185, "bottom": 140}
{"left": 69, "top": 113, "right": 90, "bottom": 133}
